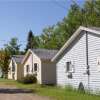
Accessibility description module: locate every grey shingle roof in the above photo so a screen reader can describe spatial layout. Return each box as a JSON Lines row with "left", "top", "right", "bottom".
{"left": 32, "top": 49, "right": 58, "bottom": 60}
{"left": 12, "top": 55, "right": 24, "bottom": 63}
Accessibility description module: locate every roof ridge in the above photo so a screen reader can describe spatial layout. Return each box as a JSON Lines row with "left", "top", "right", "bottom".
{"left": 32, "top": 48, "right": 58, "bottom": 51}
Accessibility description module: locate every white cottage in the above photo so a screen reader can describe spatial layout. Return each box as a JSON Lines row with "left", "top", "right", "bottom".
{"left": 52, "top": 26, "right": 100, "bottom": 93}
{"left": 8, "top": 55, "right": 24, "bottom": 80}
{"left": 22, "top": 49, "right": 58, "bottom": 84}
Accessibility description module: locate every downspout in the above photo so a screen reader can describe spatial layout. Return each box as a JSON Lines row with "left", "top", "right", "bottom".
{"left": 86, "top": 31, "right": 90, "bottom": 90}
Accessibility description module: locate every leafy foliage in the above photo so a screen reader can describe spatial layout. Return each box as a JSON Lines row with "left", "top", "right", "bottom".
{"left": 0, "top": 37, "right": 21, "bottom": 78}
{"left": 30, "top": 1, "right": 100, "bottom": 50}
{"left": 4, "top": 38, "right": 21, "bottom": 55}
{"left": 18, "top": 74, "right": 37, "bottom": 84}
{"left": 0, "top": 49, "right": 10, "bottom": 78}
{"left": 1, "top": 0, "right": 100, "bottom": 78}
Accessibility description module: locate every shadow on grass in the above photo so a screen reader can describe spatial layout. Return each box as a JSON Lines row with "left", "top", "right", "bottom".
{"left": 0, "top": 88, "right": 34, "bottom": 94}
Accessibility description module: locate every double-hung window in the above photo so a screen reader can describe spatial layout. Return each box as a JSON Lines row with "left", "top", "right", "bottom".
{"left": 66, "top": 61, "right": 74, "bottom": 73}
{"left": 26, "top": 65, "right": 30, "bottom": 73}
{"left": 66, "top": 62, "right": 71, "bottom": 72}
{"left": 66, "top": 61, "right": 74, "bottom": 79}
{"left": 34, "top": 63, "right": 38, "bottom": 72}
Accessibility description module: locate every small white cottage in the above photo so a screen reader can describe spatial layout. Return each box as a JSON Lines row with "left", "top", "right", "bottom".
{"left": 8, "top": 55, "right": 24, "bottom": 80}
{"left": 22, "top": 49, "right": 58, "bottom": 84}
{"left": 52, "top": 26, "right": 100, "bottom": 93}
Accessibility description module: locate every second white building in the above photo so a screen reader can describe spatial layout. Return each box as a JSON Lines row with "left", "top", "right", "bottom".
{"left": 22, "top": 49, "right": 58, "bottom": 84}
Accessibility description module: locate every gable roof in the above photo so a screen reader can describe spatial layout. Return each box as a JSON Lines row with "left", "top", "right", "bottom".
{"left": 12, "top": 55, "right": 24, "bottom": 64}
{"left": 52, "top": 26, "right": 100, "bottom": 61}
{"left": 22, "top": 49, "right": 58, "bottom": 64}
{"left": 32, "top": 49, "right": 58, "bottom": 60}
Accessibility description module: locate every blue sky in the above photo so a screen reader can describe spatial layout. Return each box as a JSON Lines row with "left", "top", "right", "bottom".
{"left": 0, "top": 0, "right": 84, "bottom": 50}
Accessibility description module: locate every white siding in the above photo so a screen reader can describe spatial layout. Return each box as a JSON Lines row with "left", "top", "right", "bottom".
{"left": 57, "top": 32, "right": 88, "bottom": 89}
{"left": 24, "top": 52, "right": 56, "bottom": 84}
{"left": 23, "top": 53, "right": 42, "bottom": 84}
{"left": 24, "top": 54, "right": 33, "bottom": 76}
{"left": 8, "top": 60, "right": 17, "bottom": 80}
{"left": 57, "top": 30, "right": 100, "bottom": 93}
{"left": 88, "top": 33, "right": 100, "bottom": 92}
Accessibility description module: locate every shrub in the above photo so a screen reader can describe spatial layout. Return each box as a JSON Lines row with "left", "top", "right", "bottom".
{"left": 18, "top": 74, "right": 37, "bottom": 84}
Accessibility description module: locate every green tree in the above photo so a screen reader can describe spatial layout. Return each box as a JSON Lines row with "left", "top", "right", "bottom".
{"left": 0, "top": 49, "right": 10, "bottom": 78}
{"left": 38, "top": 3, "right": 83, "bottom": 50}
{"left": 25, "top": 30, "right": 38, "bottom": 51}
{"left": 5, "top": 38, "right": 21, "bottom": 55}
{"left": 83, "top": 0, "right": 98, "bottom": 26}
{"left": 24, "top": 0, "right": 100, "bottom": 50}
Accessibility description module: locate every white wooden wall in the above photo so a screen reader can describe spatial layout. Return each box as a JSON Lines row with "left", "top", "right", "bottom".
{"left": 57, "top": 31, "right": 100, "bottom": 93}
{"left": 88, "top": 33, "right": 100, "bottom": 93}
{"left": 56, "top": 32, "right": 88, "bottom": 89}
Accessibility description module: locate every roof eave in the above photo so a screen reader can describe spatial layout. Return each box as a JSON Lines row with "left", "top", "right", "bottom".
{"left": 51, "top": 26, "right": 100, "bottom": 62}
{"left": 21, "top": 49, "right": 32, "bottom": 64}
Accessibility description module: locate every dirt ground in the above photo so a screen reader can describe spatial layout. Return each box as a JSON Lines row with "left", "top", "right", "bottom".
{"left": 0, "top": 93, "right": 52, "bottom": 100}
{"left": 0, "top": 86, "right": 52, "bottom": 100}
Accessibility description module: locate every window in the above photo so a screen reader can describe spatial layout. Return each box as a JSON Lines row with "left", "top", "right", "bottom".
{"left": 34, "top": 63, "right": 38, "bottom": 72}
{"left": 66, "top": 62, "right": 71, "bottom": 72}
{"left": 66, "top": 61, "right": 74, "bottom": 73}
{"left": 66, "top": 61, "right": 74, "bottom": 79}
{"left": 26, "top": 65, "right": 30, "bottom": 73}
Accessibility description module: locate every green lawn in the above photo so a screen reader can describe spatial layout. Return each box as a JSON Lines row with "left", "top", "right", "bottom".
{"left": 0, "top": 78, "right": 100, "bottom": 100}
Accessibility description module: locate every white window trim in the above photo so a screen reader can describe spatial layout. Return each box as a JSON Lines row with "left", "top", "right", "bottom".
{"left": 66, "top": 61, "right": 75, "bottom": 73}
{"left": 34, "top": 63, "right": 39, "bottom": 72}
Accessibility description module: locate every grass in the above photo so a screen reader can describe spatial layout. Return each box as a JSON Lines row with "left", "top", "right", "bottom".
{"left": 0, "top": 78, "right": 100, "bottom": 100}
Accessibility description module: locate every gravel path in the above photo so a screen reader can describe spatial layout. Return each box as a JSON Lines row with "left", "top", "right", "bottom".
{"left": 0, "top": 86, "right": 52, "bottom": 100}
{"left": 0, "top": 93, "right": 51, "bottom": 100}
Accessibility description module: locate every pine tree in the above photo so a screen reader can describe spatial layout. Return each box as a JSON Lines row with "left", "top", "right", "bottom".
{"left": 25, "top": 30, "right": 34, "bottom": 51}
{"left": 25, "top": 30, "right": 39, "bottom": 51}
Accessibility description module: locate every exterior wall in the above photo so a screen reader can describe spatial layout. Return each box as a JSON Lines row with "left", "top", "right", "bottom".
{"left": 88, "top": 33, "right": 100, "bottom": 93}
{"left": 17, "top": 64, "right": 24, "bottom": 80}
{"left": 24, "top": 54, "right": 33, "bottom": 76}
{"left": 57, "top": 31, "right": 100, "bottom": 93}
{"left": 8, "top": 60, "right": 17, "bottom": 80}
{"left": 8, "top": 60, "right": 23, "bottom": 80}
{"left": 41, "top": 61, "right": 56, "bottom": 84}
{"left": 23, "top": 53, "right": 42, "bottom": 84}
{"left": 56, "top": 32, "right": 88, "bottom": 89}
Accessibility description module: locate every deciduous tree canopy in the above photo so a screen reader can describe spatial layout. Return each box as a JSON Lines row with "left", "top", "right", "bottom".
{"left": 27, "top": 1, "right": 100, "bottom": 50}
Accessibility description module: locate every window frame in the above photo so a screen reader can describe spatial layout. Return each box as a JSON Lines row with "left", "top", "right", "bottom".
{"left": 34, "top": 63, "right": 38, "bottom": 72}
{"left": 66, "top": 61, "right": 71, "bottom": 72}
{"left": 26, "top": 65, "right": 30, "bottom": 73}
{"left": 66, "top": 61, "right": 74, "bottom": 73}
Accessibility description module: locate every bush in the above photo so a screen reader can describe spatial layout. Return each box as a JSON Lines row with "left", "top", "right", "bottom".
{"left": 18, "top": 74, "right": 37, "bottom": 84}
